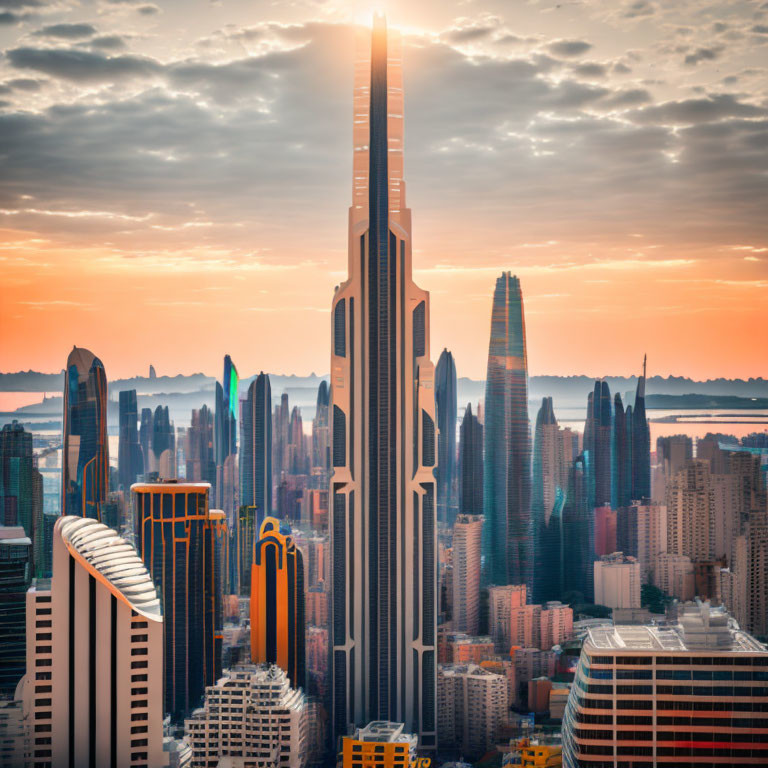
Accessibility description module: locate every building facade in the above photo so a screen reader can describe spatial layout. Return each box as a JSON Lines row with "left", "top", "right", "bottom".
{"left": 132, "top": 481, "right": 225, "bottom": 720}
{"left": 458, "top": 403, "right": 483, "bottom": 518}
{"left": 251, "top": 516, "right": 306, "bottom": 691}
{"left": 240, "top": 373, "right": 272, "bottom": 521}
{"left": 562, "top": 602, "right": 768, "bottom": 767}
{"left": 62, "top": 346, "right": 109, "bottom": 520}
{"left": 18, "top": 516, "right": 165, "bottom": 768}
{"left": 452, "top": 514, "right": 483, "bottom": 635}
{"left": 593, "top": 552, "right": 641, "bottom": 609}
{"left": 329, "top": 16, "right": 437, "bottom": 747}
{"left": 483, "top": 272, "right": 532, "bottom": 590}
{"left": 435, "top": 348, "right": 458, "bottom": 526}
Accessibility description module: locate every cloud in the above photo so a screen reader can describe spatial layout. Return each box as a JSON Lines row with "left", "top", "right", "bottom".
{"left": 630, "top": 94, "right": 767, "bottom": 124}
{"left": 32, "top": 23, "right": 97, "bottom": 39}
{"left": 623, "top": 0, "right": 656, "bottom": 18}
{"left": 548, "top": 39, "right": 592, "bottom": 57}
{"left": 572, "top": 62, "right": 607, "bottom": 78}
{"left": 89, "top": 35, "right": 127, "bottom": 51}
{"left": 0, "top": 11, "right": 20, "bottom": 23}
{"left": 137, "top": 4, "right": 159, "bottom": 15}
{"left": 684, "top": 46, "right": 721, "bottom": 66}
{"left": 4, "top": 77, "right": 43, "bottom": 91}
{"left": 7, "top": 47, "right": 162, "bottom": 82}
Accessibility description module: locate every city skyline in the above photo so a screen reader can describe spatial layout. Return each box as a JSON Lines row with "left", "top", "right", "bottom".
{"left": 1, "top": 1, "right": 767, "bottom": 380}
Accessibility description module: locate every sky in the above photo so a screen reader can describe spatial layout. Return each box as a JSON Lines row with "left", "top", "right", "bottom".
{"left": 0, "top": 0, "right": 766, "bottom": 381}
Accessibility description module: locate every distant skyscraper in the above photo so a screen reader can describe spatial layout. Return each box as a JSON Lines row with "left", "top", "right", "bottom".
{"left": 631, "top": 355, "right": 651, "bottom": 500}
{"left": 150, "top": 404, "right": 175, "bottom": 478}
{"left": 0, "top": 525, "right": 30, "bottom": 697}
{"left": 215, "top": 354, "right": 238, "bottom": 467}
{"left": 532, "top": 397, "right": 567, "bottom": 603}
{"left": 435, "top": 348, "right": 458, "bottom": 525}
{"left": 251, "top": 517, "right": 305, "bottom": 690}
{"left": 584, "top": 380, "right": 613, "bottom": 508}
{"left": 483, "top": 272, "right": 531, "bottom": 590}
{"left": 186, "top": 404, "right": 215, "bottom": 484}
{"left": 139, "top": 406, "right": 153, "bottom": 472}
{"left": 312, "top": 380, "right": 331, "bottom": 479}
{"left": 561, "top": 453, "right": 595, "bottom": 602}
{"left": 458, "top": 403, "right": 483, "bottom": 521}
{"left": 62, "top": 346, "right": 108, "bottom": 520}
{"left": 0, "top": 421, "right": 43, "bottom": 575}
{"left": 613, "top": 392, "right": 632, "bottom": 508}
{"left": 240, "top": 373, "right": 272, "bottom": 517}
{"left": 133, "top": 481, "right": 225, "bottom": 720}
{"left": 18, "top": 516, "right": 165, "bottom": 768}
{"left": 452, "top": 514, "right": 483, "bottom": 635}
{"left": 117, "top": 389, "right": 143, "bottom": 490}
{"left": 329, "top": 16, "right": 437, "bottom": 747}
{"left": 288, "top": 406, "right": 308, "bottom": 475}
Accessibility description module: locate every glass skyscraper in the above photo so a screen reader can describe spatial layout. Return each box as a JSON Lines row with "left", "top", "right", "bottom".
{"left": 435, "top": 348, "right": 458, "bottom": 526}
{"left": 482, "top": 273, "right": 532, "bottom": 591}
{"left": 458, "top": 403, "right": 483, "bottom": 518}
{"left": 329, "top": 15, "right": 437, "bottom": 748}
{"left": 117, "top": 389, "right": 144, "bottom": 491}
{"left": 632, "top": 355, "right": 651, "bottom": 500}
{"left": 62, "top": 346, "right": 108, "bottom": 520}
{"left": 240, "top": 372, "right": 272, "bottom": 518}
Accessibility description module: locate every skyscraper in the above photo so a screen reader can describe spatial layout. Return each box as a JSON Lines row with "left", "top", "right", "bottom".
{"left": 312, "top": 380, "right": 331, "bottom": 480}
{"left": 532, "top": 397, "right": 567, "bottom": 603}
{"left": 18, "top": 516, "right": 165, "bottom": 768}
{"left": 458, "top": 403, "right": 483, "bottom": 517}
{"left": 483, "top": 272, "right": 531, "bottom": 590}
{"left": 62, "top": 346, "right": 108, "bottom": 520}
{"left": 329, "top": 16, "right": 437, "bottom": 747}
{"left": 0, "top": 421, "right": 43, "bottom": 575}
{"left": 117, "top": 389, "right": 143, "bottom": 491}
{"left": 613, "top": 392, "right": 632, "bottom": 508}
{"left": 251, "top": 516, "right": 305, "bottom": 690}
{"left": 561, "top": 453, "right": 595, "bottom": 602}
{"left": 0, "top": 525, "right": 30, "bottom": 697}
{"left": 240, "top": 372, "right": 272, "bottom": 517}
{"left": 435, "top": 348, "right": 458, "bottom": 526}
{"left": 184, "top": 404, "right": 215, "bottom": 486}
{"left": 215, "top": 354, "right": 238, "bottom": 467}
{"left": 631, "top": 355, "right": 651, "bottom": 500}
{"left": 132, "top": 481, "right": 225, "bottom": 720}
{"left": 139, "top": 406, "right": 153, "bottom": 472}
{"left": 584, "top": 380, "right": 613, "bottom": 508}
{"left": 150, "top": 404, "right": 175, "bottom": 478}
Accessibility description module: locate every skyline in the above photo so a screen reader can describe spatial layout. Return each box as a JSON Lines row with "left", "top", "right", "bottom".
{"left": 1, "top": 1, "right": 767, "bottom": 379}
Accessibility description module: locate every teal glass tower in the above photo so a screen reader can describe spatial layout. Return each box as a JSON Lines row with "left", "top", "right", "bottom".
{"left": 482, "top": 273, "right": 532, "bottom": 590}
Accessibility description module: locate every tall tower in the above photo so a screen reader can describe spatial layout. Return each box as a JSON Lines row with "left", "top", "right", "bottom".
{"left": 62, "top": 346, "right": 108, "bottom": 520}
{"left": 117, "top": 389, "right": 143, "bottom": 490}
{"left": 329, "top": 15, "right": 437, "bottom": 748}
{"left": 458, "top": 403, "right": 483, "bottom": 517}
{"left": 632, "top": 355, "right": 651, "bottom": 500}
{"left": 435, "top": 349, "right": 458, "bottom": 526}
{"left": 240, "top": 372, "right": 272, "bottom": 518}
{"left": 482, "top": 273, "right": 531, "bottom": 590}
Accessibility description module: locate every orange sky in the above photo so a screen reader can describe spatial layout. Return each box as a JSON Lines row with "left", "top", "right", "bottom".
{"left": 1, "top": 1, "right": 766, "bottom": 380}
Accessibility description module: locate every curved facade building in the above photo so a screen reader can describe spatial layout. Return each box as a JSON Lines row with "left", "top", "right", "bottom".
{"left": 435, "top": 348, "right": 458, "bottom": 526}
{"left": 250, "top": 517, "right": 305, "bottom": 691}
{"left": 329, "top": 16, "right": 437, "bottom": 748}
{"left": 482, "top": 273, "right": 532, "bottom": 590}
{"left": 62, "top": 346, "right": 108, "bottom": 520}
{"left": 20, "top": 515, "right": 165, "bottom": 768}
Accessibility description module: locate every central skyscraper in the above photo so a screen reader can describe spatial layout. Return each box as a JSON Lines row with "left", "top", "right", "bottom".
{"left": 330, "top": 16, "right": 437, "bottom": 749}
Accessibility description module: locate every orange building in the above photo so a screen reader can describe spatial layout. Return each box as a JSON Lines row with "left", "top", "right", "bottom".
{"left": 251, "top": 516, "right": 305, "bottom": 689}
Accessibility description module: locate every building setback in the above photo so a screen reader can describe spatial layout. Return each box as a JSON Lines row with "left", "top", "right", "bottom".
{"left": 18, "top": 516, "right": 165, "bottom": 768}
{"left": 329, "top": 15, "right": 437, "bottom": 747}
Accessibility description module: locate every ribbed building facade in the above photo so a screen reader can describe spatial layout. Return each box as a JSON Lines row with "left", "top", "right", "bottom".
{"left": 435, "top": 348, "right": 458, "bottom": 526}
{"left": 240, "top": 373, "right": 272, "bottom": 519}
{"left": 132, "top": 481, "right": 225, "bottom": 721}
{"left": 329, "top": 16, "right": 437, "bottom": 748}
{"left": 562, "top": 602, "right": 768, "bottom": 767}
{"left": 62, "top": 346, "right": 108, "bottom": 520}
{"left": 19, "top": 516, "right": 165, "bottom": 768}
{"left": 451, "top": 514, "right": 483, "bottom": 636}
{"left": 482, "top": 273, "right": 531, "bottom": 590}
{"left": 251, "top": 516, "right": 305, "bottom": 691}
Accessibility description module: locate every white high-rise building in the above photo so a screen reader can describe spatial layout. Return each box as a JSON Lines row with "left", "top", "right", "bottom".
{"left": 329, "top": 15, "right": 437, "bottom": 748}
{"left": 18, "top": 516, "right": 166, "bottom": 768}
{"left": 185, "top": 664, "right": 307, "bottom": 768}
{"left": 593, "top": 552, "right": 641, "bottom": 609}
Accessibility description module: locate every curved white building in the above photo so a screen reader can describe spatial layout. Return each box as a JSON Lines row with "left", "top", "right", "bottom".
{"left": 19, "top": 516, "right": 166, "bottom": 768}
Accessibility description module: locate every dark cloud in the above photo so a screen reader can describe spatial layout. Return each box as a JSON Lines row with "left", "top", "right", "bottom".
{"left": 7, "top": 47, "right": 162, "bottom": 82}
{"left": 612, "top": 62, "right": 632, "bottom": 74}
{"left": 623, "top": 1, "right": 656, "bottom": 18}
{"left": 0, "top": 11, "right": 19, "bottom": 23}
{"left": 684, "top": 47, "right": 721, "bottom": 66}
{"left": 548, "top": 39, "right": 592, "bottom": 57}
{"left": 89, "top": 35, "right": 127, "bottom": 50}
{"left": 445, "top": 25, "right": 496, "bottom": 43}
{"left": 137, "top": 4, "right": 159, "bottom": 15}
{"left": 6, "top": 77, "right": 43, "bottom": 90}
{"left": 33, "top": 23, "right": 98, "bottom": 39}
{"left": 752, "top": 24, "right": 768, "bottom": 34}
{"left": 599, "top": 88, "right": 652, "bottom": 109}
{"left": 0, "top": 0, "right": 41, "bottom": 7}
{"left": 572, "top": 62, "right": 607, "bottom": 78}
{"left": 630, "top": 94, "right": 767, "bottom": 124}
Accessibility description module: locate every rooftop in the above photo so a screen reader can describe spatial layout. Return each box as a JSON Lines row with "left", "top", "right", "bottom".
{"left": 57, "top": 516, "right": 161, "bottom": 620}
{"left": 586, "top": 601, "right": 767, "bottom": 654}
{"left": 354, "top": 721, "right": 417, "bottom": 747}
